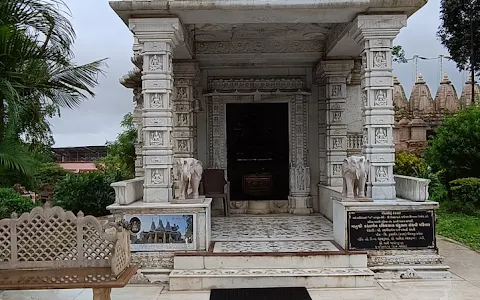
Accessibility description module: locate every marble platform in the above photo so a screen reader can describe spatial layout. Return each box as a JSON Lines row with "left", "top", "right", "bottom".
{"left": 211, "top": 215, "right": 333, "bottom": 242}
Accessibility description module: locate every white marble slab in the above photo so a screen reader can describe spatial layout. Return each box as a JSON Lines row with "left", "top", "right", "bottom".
{"left": 213, "top": 241, "right": 340, "bottom": 253}
{"left": 211, "top": 215, "right": 333, "bottom": 241}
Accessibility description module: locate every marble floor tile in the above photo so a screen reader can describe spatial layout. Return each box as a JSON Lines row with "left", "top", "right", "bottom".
{"left": 213, "top": 240, "right": 339, "bottom": 253}
{"left": 308, "top": 287, "right": 400, "bottom": 300}
{"left": 73, "top": 285, "right": 163, "bottom": 300}
{"left": 211, "top": 215, "right": 333, "bottom": 241}
{"left": 381, "top": 280, "right": 480, "bottom": 300}
{"left": 156, "top": 291, "right": 210, "bottom": 300}
{"left": 0, "top": 289, "right": 84, "bottom": 300}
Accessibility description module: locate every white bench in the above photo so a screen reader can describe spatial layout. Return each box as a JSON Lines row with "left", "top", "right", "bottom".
{"left": 0, "top": 206, "right": 137, "bottom": 300}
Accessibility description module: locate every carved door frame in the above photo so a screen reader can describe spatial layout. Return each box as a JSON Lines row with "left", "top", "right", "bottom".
{"left": 206, "top": 93, "right": 309, "bottom": 198}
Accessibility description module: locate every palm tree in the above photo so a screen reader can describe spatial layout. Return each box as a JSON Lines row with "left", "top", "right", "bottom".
{"left": 0, "top": 0, "right": 107, "bottom": 173}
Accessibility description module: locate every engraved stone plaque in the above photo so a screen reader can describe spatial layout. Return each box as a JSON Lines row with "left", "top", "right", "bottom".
{"left": 347, "top": 210, "right": 435, "bottom": 250}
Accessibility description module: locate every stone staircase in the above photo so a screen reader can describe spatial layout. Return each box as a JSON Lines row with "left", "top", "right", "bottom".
{"left": 169, "top": 250, "right": 375, "bottom": 291}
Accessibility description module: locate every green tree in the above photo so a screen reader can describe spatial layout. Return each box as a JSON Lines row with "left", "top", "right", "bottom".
{"left": 97, "top": 113, "right": 136, "bottom": 179}
{"left": 392, "top": 45, "right": 408, "bottom": 64}
{"left": 0, "top": 0, "right": 107, "bottom": 173}
{"left": 438, "top": 0, "right": 480, "bottom": 103}
{"left": 425, "top": 106, "right": 480, "bottom": 190}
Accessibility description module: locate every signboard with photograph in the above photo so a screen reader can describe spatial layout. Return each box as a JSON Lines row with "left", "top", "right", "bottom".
{"left": 125, "top": 214, "right": 196, "bottom": 251}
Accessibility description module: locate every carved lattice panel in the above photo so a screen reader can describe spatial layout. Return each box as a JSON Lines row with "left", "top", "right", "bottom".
{"left": 0, "top": 223, "right": 11, "bottom": 262}
{"left": 82, "top": 223, "right": 113, "bottom": 260}
{"left": 16, "top": 214, "right": 77, "bottom": 262}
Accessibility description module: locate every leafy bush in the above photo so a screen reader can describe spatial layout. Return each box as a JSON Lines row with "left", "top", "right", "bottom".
{"left": 394, "top": 151, "right": 428, "bottom": 178}
{"left": 425, "top": 106, "right": 480, "bottom": 187}
{"left": 53, "top": 172, "right": 122, "bottom": 217}
{"left": 446, "top": 178, "right": 480, "bottom": 215}
{"left": 0, "top": 188, "right": 38, "bottom": 219}
{"left": 96, "top": 113, "right": 136, "bottom": 180}
{"left": 32, "top": 162, "right": 68, "bottom": 191}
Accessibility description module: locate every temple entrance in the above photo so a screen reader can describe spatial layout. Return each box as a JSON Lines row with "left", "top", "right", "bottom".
{"left": 226, "top": 103, "right": 289, "bottom": 201}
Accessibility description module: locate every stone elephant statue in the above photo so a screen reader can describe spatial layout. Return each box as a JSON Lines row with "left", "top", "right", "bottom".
{"left": 342, "top": 155, "right": 368, "bottom": 199}
{"left": 175, "top": 158, "right": 203, "bottom": 200}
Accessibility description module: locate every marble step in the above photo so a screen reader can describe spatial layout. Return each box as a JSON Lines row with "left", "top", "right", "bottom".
{"left": 174, "top": 253, "right": 367, "bottom": 270}
{"left": 169, "top": 267, "right": 375, "bottom": 291}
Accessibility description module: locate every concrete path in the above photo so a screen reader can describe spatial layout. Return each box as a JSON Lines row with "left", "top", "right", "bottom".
{"left": 2, "top": 237, "right": 480, "bottom": 300}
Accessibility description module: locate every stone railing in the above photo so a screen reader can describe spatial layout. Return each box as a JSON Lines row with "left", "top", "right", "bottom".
{"left": 111, "top": 177, "right": 144, "bottom": 205}
{"left": 347, "top": 133, "right": 363, "bottom": 155}
{"left": 394, "top": 175, "right": 430, "bottom": 202}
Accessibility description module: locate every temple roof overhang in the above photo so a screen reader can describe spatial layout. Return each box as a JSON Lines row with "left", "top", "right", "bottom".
{"left": 110, "top": 0, "right": 427, "bottom": 25}
{"left": 110, "top": 0, "right": 426, "bottom": 68}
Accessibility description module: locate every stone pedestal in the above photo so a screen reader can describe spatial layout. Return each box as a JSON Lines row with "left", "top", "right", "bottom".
{"left": 333, "top": 199, "right": 450, "bottom": 279}
{"left": 108, "top": 199, "right": 212, "bottom": 252}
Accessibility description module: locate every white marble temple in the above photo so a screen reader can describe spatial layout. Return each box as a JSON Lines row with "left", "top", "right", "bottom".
{"left": 213, "top": 241, "right": 339, "bottom": 253}
{"left": 211, "top": 215, "right": 333, "bottom": 241}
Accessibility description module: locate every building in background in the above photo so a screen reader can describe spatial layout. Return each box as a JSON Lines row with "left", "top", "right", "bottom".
{"left": 52, "top": 146, "right": 107, "bottom": 173}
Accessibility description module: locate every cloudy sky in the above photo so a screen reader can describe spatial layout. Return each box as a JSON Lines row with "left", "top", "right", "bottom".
{"left": 50, "top": 0, "right": 470, "bottom": 147}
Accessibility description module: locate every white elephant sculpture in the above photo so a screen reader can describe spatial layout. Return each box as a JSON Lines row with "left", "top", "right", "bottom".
{"left": 342, "top": 155, "right": 368, "bottom": 199}
{"left": 175, "top": 158, "right": 203, "bottom": 200}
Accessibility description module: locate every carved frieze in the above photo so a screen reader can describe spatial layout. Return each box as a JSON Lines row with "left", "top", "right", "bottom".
{"left": 375, "top": 166, "right": 389, "bottom": 183}
{"left": 207, "top": 77, "right": 305, "bottom": 92}
{"left": 148, "top": 55, "right": 163, "bottom": 71}
{"left": 374, "top": 128, "right": 388, "bottom": 144}
{"left": 150, "top": 93, "right": 163, "bottom": 108}
{"left": 151, "top": 169, "right": 164, "bottom": 185}
{"left": 332, "top": 164, "right": 342, "bottom": 176}
{"left": 331, "top": 85, "right": 342, "bottom": 97}
{"left": 332, "top": 137, "right": 343, "bottom": 150}
{"left": 333, "top": 111, "right": 342, "bottom": 123}
{"left": 373, "top": 52, "right": 387, "bottom": 69}
{"left": 197, "top": 40, "right": 323, "bottom": 54}
{"left": 150, "top": 131, "right": 164, "bottom": 146}
{"left": 374, "top": 90, "right": 388, "bottom": 106}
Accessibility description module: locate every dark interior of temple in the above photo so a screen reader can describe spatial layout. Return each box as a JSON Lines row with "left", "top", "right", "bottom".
{"left": 226, "top": 103, "right": 289, "bottom": 201}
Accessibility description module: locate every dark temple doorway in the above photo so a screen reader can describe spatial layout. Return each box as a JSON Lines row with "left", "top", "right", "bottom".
{"left": 226, "top": 103, "right": 289, "bottom": 201}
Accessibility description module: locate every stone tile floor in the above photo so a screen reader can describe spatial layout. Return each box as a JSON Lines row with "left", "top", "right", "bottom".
{"left": 211, "top": 215, "right": 334, "bottom": 242}
{"left": 213, "top": 240, "right": 340, "bottom": 253}
{"left": 2, "top": 237, "right": 480, "bottom": 299}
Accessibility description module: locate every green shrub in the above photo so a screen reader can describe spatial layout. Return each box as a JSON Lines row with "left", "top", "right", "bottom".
{"left": 0, "top": 188, "right": 38, "bottom": 219}
{"left": 32, "top": 162, "right": 68, "bottom": 191}
{"left": 425, "top": 106, "right": 480, "bottom": 187}
{"left": 53, "top": 172, "right": 121, "bottom": 217}
{"left": 447, "top": 178, "right": 480, "bottom": 215}
{"left": 394, "top": 151, "right": 428, "bottom": 178}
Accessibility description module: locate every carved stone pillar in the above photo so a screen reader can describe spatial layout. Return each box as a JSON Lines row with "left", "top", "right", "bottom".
{"left": 207, "top": 95, "right": 227, "bottom": 169}
{"left": 317, "top": 83, "right": 327, "bottom": 184}
{"left": 316, "top": 60, "right": 354, "bottom": 187}
{"left": 130, "top": 18, "right": 183, "bottom": 202}
{"left": 133, "top": 86, "right": 144, "bottom": 177}
{"left": 351, "top": 15, "right": 407, "bottom": 200}
{"left": 288, "top": 94, "right": 313, "bottom": 214}
{"left": 172, "top": 62, "right": 199, "bottom": 159}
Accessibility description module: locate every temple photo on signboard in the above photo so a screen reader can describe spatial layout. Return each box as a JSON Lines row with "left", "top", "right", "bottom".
{"left": 125, "top": 214, "right": 194, "bottom": 251}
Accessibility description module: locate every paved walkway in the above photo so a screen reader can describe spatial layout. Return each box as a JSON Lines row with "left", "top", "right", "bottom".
{"left": 2, "top": 237, "right": 480, "bottom": 300}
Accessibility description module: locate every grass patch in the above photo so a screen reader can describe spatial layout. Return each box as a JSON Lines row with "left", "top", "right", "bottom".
{"left": 437, "top": 206, "right": 480, "bottom": 250}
